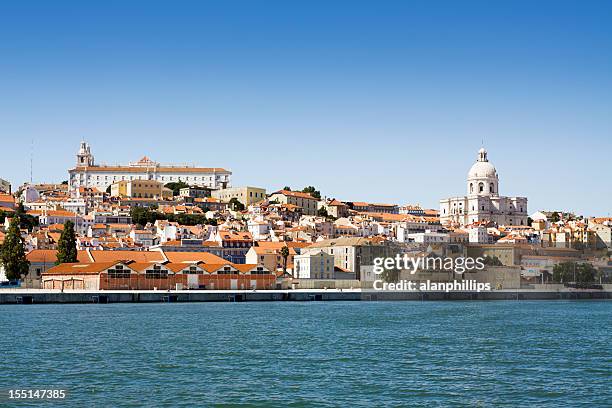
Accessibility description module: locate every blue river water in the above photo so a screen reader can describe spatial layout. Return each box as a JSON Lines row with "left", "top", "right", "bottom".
{"left": 0, "top": 301, "right": 610, "bottom": 407}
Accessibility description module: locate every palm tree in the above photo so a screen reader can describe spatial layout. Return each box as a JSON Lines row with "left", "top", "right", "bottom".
{"left": 280, "top": 245, "right": 290, "bottom": 278}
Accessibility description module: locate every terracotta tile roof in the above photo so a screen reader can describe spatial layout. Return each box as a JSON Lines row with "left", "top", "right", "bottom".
{"left": 0, "top": 194, "right": 15, "bottom": 203}
{"left": 234, "top": 264, "right": 267, "bottom": 273}
{"left": 327, "top": 199, "right": 346, "bottom": 206}
{"left": 44, "top": 262, "right": 122, "bottom": 275}
{"left": 127, "top": 262, "right": 167, "bottom": 272}
{"left": 164, "top": 261, "right": 205, "bottom": 273}
{"left": 255, "top": 241, "right": 310, "bottom": 249}
{"left": 219, "top": 230, "right": 253, "bottom": 241}
{"left": 271, "top": 190, "right": 317, "bottom": 200}
{"left": 72, "top": 165, "right": 230, "bottom": 173}
{"left": 252, "top": 246, "right": 296, "bottom": 255}
{"left": 163, "top": 251, "right": 227, "bottom": 264}
{"left": 200, "top": 263, "right": 236, "bottom": 273}
{"left": 88, "top": 250, "right": 166, "bottom": 263}
{"left": 26, "top": 249, "right": 58, "bottom": 263}
{"left": 43, "top": 210, "right": 80, "bottom": 218}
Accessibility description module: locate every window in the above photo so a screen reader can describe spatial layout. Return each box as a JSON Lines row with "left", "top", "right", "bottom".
{"left": 470, "top": 183, "right": 473, "bottom": 193}
{"left": 489, "top": 183, "right": 494, "bottom": 193}
{"left": 186, "top": 266, "right": 202, "bottom": 275}
{"left": 218, "top": 267, "right": 235, "bottom": 275}
{"left": 479, "top": 183, "right": 484, "bottom": 193}
{"left": 108, "top": 266, "right": 131, "bottom": 278}
{"left": 251, "top": 267, "right": 270, "bottom": 275}
{"left": 146, "top": 266, "right": 168, "bottom": 279}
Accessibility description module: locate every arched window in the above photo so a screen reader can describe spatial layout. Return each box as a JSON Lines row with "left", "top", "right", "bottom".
{"left": 470, "top": 183, "right": 474, "bottom": 193}
{"left": 478, "top": 183, "right": 484, "bottom": 193}
{"left": 489, "top": 183, "right": 494, "bottom": 193}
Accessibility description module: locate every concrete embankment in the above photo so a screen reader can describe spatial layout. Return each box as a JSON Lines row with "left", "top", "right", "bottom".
{"left": 0, "top": 289, "right": 610, "bottom": 304}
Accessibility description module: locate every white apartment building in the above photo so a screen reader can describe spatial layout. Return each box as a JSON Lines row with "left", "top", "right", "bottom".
{"left": 405, "top": 230, "right": 449, "bottom": 243}
{"left": 247, "top": 219, "right": 271, "bottom": 240}
{"left": 294, "top": 250, "right": 335, "bottom": 279}
{"left": 68, "top": 142, "right": 232, "bottom": 191}
{"left": 468, "top": 225, "right": 491, "bottom": 243}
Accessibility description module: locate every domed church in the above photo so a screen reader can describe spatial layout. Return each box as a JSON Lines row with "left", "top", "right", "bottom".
{"left": 439, "top": 148, "right": 528, "bottom": 226}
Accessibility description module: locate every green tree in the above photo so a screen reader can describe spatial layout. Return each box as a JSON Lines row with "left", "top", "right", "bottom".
{"left": 280, "top": 245, "right": 290, "bottom": 277}
{"left": 576, "top": 263, "right": 596, "bottom": 283}
{"left": 552, "top": 262, "right": 572, "bottom": 283}
{"left": 165, "top": 181, "right": 190, "bottom": 196}
{"left": 552, "top": 262, "right": 596, "bottom": 284}
{"left": 483, "top": 255, "right": 503, "bottom": 266}
{"left": 0, "top": 217, "right": 30, "bottom": 281}
{"left": 550, "top": 212, "right": 560, "bottom": 223}
{"left": 283, "top": 186, "right": 292, "bottom": 191}
{"left": 131, "top": 207, "right": 166, "bottom": 226}
{"left": 317, "top": 207, "right": 328, "bottom": 217}
{"left": 56, "top": 220, "right": 78, "bottom": 264}
{"left": 302, "top": 186, "right": 321, "bottom": 199}
{"left": 14, "top": 203, "right": 38, "bottom": 231}
{"left": 172, "top": 213, "right": 209, "bottom": 226}
{"left": 228, "top": 198, "right": 245, "bottom": 211}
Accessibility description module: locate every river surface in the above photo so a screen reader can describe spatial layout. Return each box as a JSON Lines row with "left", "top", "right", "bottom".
{"left": 1, "top": 301, "right": 610, "bottom": 407}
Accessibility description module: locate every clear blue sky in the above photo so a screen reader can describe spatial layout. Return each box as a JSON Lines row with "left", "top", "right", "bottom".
{"left": 0, "top": 0, "right": 610, "bottom": 216}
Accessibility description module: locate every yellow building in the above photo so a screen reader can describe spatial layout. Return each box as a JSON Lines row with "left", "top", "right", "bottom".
{"left": 110, "top": 180, "right": 172, "bottom": 199}
{"left": 212, "top": 186, "right": 267, "bottom": 207}
{"left": 268, "top": 190, "right": 318, "bottom": 215}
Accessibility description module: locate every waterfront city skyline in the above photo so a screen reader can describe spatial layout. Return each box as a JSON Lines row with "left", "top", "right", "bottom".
{"left": 1, "top": 1, "right": 611, "bottom": 216}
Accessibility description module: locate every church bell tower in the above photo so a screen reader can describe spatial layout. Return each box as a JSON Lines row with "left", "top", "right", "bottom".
{"left": 77, "top": 141, "right": 95, "bottom": 167}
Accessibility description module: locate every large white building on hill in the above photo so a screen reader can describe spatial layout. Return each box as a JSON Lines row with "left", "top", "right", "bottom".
{"left": 68, "top": 142, "right": 232, "bottom": 192}
{"left": 439, "top": 148, "right": 528, "bottom": 226}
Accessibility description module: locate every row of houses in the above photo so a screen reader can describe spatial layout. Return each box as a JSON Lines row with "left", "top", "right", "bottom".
{"left": 42, "top": 260, "right": 276, "bottom": 291}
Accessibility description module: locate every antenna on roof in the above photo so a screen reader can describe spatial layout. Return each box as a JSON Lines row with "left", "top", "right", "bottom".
{"left": 30, "top": 139, "right": 34, "bottom": 184}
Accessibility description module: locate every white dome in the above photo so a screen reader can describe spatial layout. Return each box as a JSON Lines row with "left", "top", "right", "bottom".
{"left": 468, "top": 147, "right": 497, "bottom": 179}
{"left": 468, "top": 160, "right": 497, "bottom": 179}
{"left": 466, "top": 147, "right": 499, "bottom": 196}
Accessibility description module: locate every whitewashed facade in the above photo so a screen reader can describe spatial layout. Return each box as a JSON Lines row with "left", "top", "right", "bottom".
{"left": 68, "top": 142, "right": 232, "bottom": 191}
{"left": 440, "top": 148, "right": 528, "bottom": 226}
